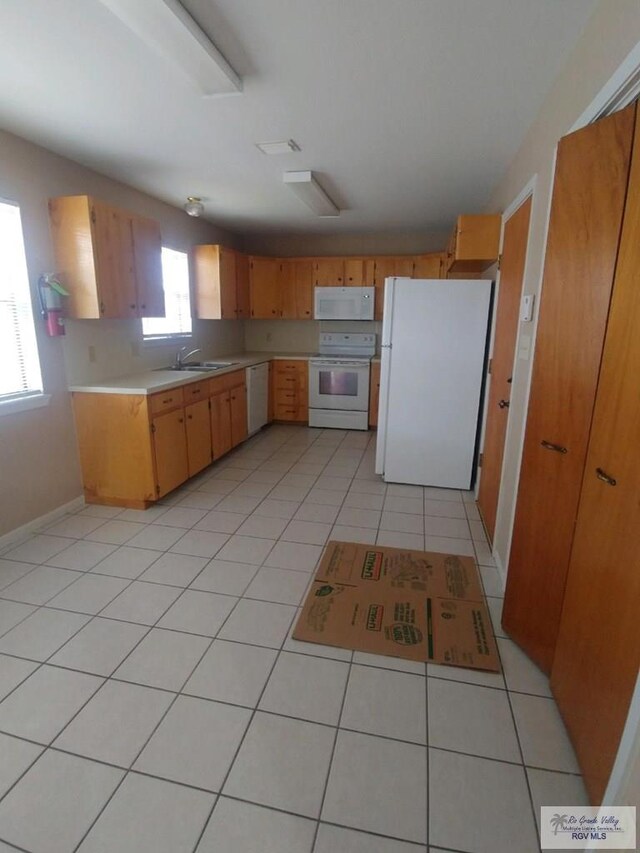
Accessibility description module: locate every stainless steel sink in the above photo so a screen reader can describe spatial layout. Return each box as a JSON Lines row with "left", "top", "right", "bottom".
{"left": 153, "top": 361, "right": 238, "bottom": 373}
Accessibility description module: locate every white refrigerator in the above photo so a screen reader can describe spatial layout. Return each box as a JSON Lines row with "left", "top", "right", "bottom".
{"left": 375, "top": 277, "right": 492, "bottom": 489}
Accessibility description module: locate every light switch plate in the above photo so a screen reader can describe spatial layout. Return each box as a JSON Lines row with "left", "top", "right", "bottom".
{"left": 520, "top": 293, "right": 535, "bottom": 322}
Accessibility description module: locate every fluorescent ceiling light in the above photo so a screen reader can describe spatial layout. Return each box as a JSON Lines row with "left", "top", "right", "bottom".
{"left": 98, "top": 0, "right": 242, "bottom": 96}
{"left": 256, "top": 140, "right": 301, "bottom": 155}
{"left": 283, "top": 171, "right": 340, "bottom": 217}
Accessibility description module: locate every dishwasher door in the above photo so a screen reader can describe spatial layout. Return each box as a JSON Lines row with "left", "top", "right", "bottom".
{"left": 246, "top": 362, "right": 269, "bottom": 435}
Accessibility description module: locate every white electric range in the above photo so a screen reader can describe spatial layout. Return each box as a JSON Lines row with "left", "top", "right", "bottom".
{"left": 308, "top": 333, "right": 376, "bottom": 430}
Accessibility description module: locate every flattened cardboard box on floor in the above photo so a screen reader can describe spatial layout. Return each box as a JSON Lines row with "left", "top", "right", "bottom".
{"left": 293, "top": 541, "right": 500, "bottom": 672}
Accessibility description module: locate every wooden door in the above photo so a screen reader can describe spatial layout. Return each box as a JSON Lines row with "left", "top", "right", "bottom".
{"left": 369, "top": 361, "right": 381, "bottom": 427}
{"left": 249, "top": 257, "right": 280, "bottom": 318}
{"left": 279, "top": 261, "right": 297, "bottom": 319}
{"left": 551, "top": 120, "right": 640, "bottom": 804}
{"left": 313, "top": 258, "right": 344, "bottom": 286}
{"left": 92, "top": 201, "right": 137, "bottom": 318}
{"left": 185, "top": 398, "right": 212, "bottom": 477}
{"left": 229, "top": 382, "right": 248, "bottom": 446}
{"left": 210, "top": 390, "right": 232, "bottom": 459}
{"left": 412, "top": 253, "right": 443, "bottom": 279}
{"left": 502, "top": 104, "right": 636, "bottom": 673}
{"left": 152, "top": 409, "right": 188, "bottom": 497}
{"left": 477, "top": 196, "right": 532, "bottom": 542}
{"left": 344, "top": 258, "right": 365, "bottom": 286}
{"left": 235, "top": 253, "right": 251, "bottom": 319}
{"left": 131, "top": 215, "right": 164, "bottom": 317}
{"left": 219, "top": 247, "right": 238, "bottom": 319}
{"left": 293, "top": 260, "right": 313, "bottom": 319}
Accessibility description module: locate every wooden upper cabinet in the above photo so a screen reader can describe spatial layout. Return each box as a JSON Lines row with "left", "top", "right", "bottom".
{"left": 293, "top": 259, "right": 313, "bottom": 319}
{"left": 413, "top": 252, "right": 444, "bottom": 279}
{"left": 235, "top": 252, "right": 251, "bottom": 319}
{"left": 279, "top": 260, "right": 297, "bottom": 319}
{"left": 370, "top": 256, "right": 414, "bottom": 320}
{"left": 48, "top": 195, "right": 164, "bottom": 319}
{"left": 313, "top": 258, "right": 344, "bottom": 286}
{"left": 249, "top": 256, "right": 281, "bottom": 318}
{"left": 344, "top": 258, "right": 365, "bottom": 286}
{"left": 446, "top": 214, "right": 501, "bottom": 274}
{"left": 131, "top": 215, "right": 165, "bottom": 317}
{"left": 191, "top": 244, "right": 238, "bottom": 320}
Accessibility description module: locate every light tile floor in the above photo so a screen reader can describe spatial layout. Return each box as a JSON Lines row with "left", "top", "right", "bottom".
{"left": 0, "top": 426, "right": 588, "bottom": 853}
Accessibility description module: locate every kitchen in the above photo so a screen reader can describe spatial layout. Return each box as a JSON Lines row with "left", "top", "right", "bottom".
{"left": 0, "top": 2, "right": 639, "bottom": 852}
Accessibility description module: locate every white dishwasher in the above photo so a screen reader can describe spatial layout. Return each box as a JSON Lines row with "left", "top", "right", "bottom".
{"left": 246, "top": 362, "right": 269, "bottom": 435}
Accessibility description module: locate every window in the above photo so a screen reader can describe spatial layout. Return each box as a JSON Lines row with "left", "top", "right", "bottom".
{"left": 0, "top": 200, "right": 44, "bottom": 408}
{"left": 142, "top": 247, "right": 192, "bottom": 341}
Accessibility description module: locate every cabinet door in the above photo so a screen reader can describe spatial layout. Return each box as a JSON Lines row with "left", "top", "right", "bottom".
{"left": 369, "top": 361, "right": 381, "bottom": 427}
{"left": 344, "top": 258, "right": 365, "bottom": 286}
{"left": 235, "top": 252, "right": 251, "bottom": 319}
{"left": 313, "top": 258, "right": 344, "bottom": 286}
{"left": 210, "top": 390, "right": 232, "bottom": 459}
{"left": 152, "top": 409, "right": 189, "bottom": 497}
{"left": 249, "top": 257, "right": 281, "bottom": 318}
{"left": 229, "top": 382, "right": 248, "bottom": 447}
{"left": 279, "top": 261, "right": 297, "bottom": 319}
{"left": 185, "top": 398, "right": 212, "bottom": 477}
{"left": 372, "top": 257, "right": 413, "bottom": 320}
{"left": 268, "top": 361, "right": 274, "bottom": 422}
{"left": 502, "top": 103, "right": 636, "bottom": 673}
{"left": 449, "top": 215, "right": 501, "bottom": 273}
{"left": 412, "top": 253, "right": 443, "bottom": 279}
{"left": 293, "top": 260, "right": 313, "bottom": 319}
{"left": 219, "top": 247, "right": 238, "bottom": 319}
{"left": 131, "top": 215, "right": 165, "bottom": 317}
{"left": 551, "top": 124, "right": 640, "bottom": 803}
{"left": 92, "top": 201, "right": 138, "bottom": 318}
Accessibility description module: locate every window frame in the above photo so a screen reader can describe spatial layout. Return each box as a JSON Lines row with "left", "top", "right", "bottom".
{"left": 141, "top": 246, "right": 193, "bottom": 346}
{"left": 0, "top": 196, "right": 49, "bottom": 418}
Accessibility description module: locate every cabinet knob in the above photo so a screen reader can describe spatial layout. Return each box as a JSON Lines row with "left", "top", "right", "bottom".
{"left": 595, "top": 467, "right": 617, "bottom": 486}
{"left": 178, "top": 417, "right": 184, "bottom": 423}
{"left": 541, "top": 440, "right": 567, "bottom": 454}
{"left": 187, "top": 414, "right": 193, "bottom": 420}
{"left": 141, "top": 304, "right": 146, "bottom": 310}
{"left": 130, "top": 304, "right": 136, "bottom": 310}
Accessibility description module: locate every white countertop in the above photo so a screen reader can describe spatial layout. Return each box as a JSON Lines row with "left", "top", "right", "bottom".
{"left": 69, "top": 352, "right": 314, "bottom": 395}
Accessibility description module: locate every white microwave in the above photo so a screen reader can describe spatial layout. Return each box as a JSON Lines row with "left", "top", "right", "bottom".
{"left": 314, "top": 287, "right": 375, "bottom": 321}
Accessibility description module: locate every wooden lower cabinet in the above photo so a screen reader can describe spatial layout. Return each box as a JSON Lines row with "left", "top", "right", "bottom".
{"left": 272, "top": 360, "right": 308, "bottom": 422}
{"left": 185, "top": 398, "right": 213, "bottom": 477}
{"left": 369, "top": 362, "right": 381, "bottom": 427}
{"left": 152, "top": 409, "right": 189, "bottom": 497}
{"left": 72, "top": 368, "right": 250, "bottom": 507}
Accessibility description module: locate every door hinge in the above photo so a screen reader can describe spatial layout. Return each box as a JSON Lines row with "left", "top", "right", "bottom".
{"left": 208, "top": 399, "right": 211, "bottom": 410}
{"left": 90, "top": 207, "right": 96, "bottom": 225}
{"left": 478, "top": 453, "right": 484, "bottom": 467}
{"left": 497, "top": 253, "right": 502, "bottom": 270}
{"left": 155, "top": 484, "right": 160, "bottom": 495}
{"left": 150, "top": 423, "right": 156, "bottom": 434}
{"left": 487, "top": 358, "right": 492, "bottom": 375}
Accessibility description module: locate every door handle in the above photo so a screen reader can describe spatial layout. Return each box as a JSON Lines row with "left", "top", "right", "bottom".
{"left": 541, "top": 440, "right": 568, "bottom": 454}
{"left": 498, "top": 399, "right": 510, "bottom": 409}
{"left": 595, "top": 467, "right": 617, "bottom": 486}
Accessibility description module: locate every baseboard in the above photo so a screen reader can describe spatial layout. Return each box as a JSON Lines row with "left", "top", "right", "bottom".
{"left": 0, "top": 496, "right": 85, "bottom": 554}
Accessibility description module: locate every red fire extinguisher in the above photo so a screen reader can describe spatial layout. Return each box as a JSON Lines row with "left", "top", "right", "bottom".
{"left": 38, "top": 274, "right": 68, "bottom": 337}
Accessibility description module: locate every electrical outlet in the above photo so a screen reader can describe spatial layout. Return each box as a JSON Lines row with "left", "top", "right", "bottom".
{"left": 88, "top": 345, "right": 96, "bottom": 363}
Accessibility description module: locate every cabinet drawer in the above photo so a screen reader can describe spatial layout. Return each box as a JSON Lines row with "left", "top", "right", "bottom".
{"left": 183, "top": 381, "right": 208, "bottom": 403}
{"left": 273, "top": 388, "right": 305, "bottom": 405}
{"left": 274, "top": 403, "right": 306, "bottom": 421}
{"left": 148, "top": 387, "right": 185, "bottom": 416}
{"left": 210, "top": 369, "right": 246, "bottom": 395}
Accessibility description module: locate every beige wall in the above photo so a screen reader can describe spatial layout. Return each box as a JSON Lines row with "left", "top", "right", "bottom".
{"left": 242, "top": 229, "right": 449, "bottom": 258}
{"left": 0, "top": 129, "right": 242, "bottom": 537}
{"left": 485, "top": 2, "right": 640, "bottom": 573}
{"left": 244, "top": 320, "right": 382, "bottom": 354}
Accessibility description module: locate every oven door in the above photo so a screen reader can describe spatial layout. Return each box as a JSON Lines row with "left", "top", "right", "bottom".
{"left": 309, "top": 360, "right": 370, "bottom": 411}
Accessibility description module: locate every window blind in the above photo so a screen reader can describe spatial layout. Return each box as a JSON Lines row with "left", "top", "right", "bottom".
{"left": 0, "top": 201, "right": 43, "bottom": 402}
{"left": 142, "top": 247, "right": 192, "bottom": 340}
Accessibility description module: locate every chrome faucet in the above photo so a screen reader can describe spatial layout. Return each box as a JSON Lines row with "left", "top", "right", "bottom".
{"left": 174, "top": 346, "right": 201, "bottom": 369}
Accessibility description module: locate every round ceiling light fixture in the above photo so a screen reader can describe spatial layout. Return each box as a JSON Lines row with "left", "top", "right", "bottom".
{"left": 184, "top": 196, "right": 205, "bottom": 217}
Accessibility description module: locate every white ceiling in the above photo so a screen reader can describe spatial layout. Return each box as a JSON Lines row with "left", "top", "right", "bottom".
{"left": 0, "top": 0, "right": 595, "bottom": 237}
